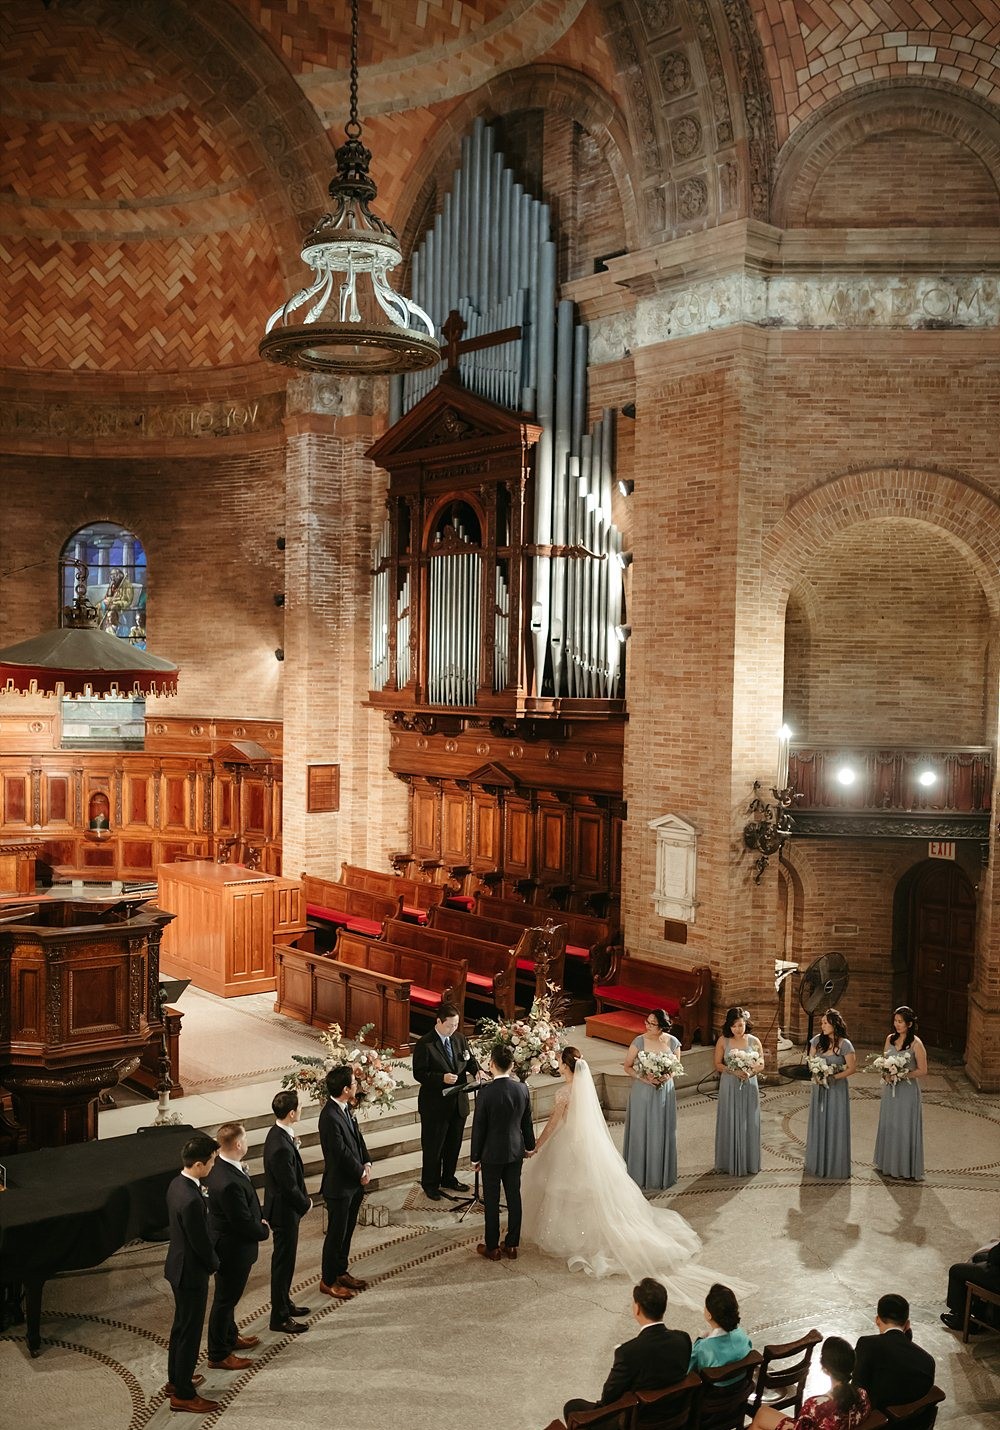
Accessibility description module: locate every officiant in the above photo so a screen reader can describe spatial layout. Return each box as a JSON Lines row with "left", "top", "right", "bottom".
{"left": 412, "top": 1002, "right": 481, "bottom": 1200}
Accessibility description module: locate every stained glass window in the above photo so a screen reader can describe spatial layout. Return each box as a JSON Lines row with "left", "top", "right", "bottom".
{"left": 60, "top": 521, "right": 147, "bottom": 647}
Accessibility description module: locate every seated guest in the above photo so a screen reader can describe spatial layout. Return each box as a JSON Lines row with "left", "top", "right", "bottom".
{"left": 750, "top": 1336, "right": 870, "bottom": 1430}
{"left": 940, "top": 1238, "right": 1000, "bottom": 1333}
{"left": 563, "top": 1277, "right": 691, "bottom": 1421}
{"left": 688, "top": 1282, "right": 752, "bottom": 1384}
{"left": 854, "top": 1293, "right": 934, "bottom": 1413}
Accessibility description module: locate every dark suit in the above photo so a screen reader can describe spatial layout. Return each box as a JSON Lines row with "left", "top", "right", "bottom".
{"left": 469, "top": 1074, "right": 535, "bottom": 1251}
{"left": 164, "top": 1173, "right": 219, "bottom": 1400}
{"left": 854, "top": 1329, "right": 935, "bottom": 1414}
{"left": 318, "top": 1098, "right": 371, "bottom": 1285}
{"left": 564, "top": 1322, "right": 692, "bottom": 1420}
{"left": 412, "top": 1027, "right": 480, "bottom": 1193}
{"left": 262, "top": 1124, "right": 311, "bottom": 1324}
{"left": 204, "top": 1156, "right": 269, "bottom": 1361}
{"left": 946, "top": 1240, "right": 1000, "bottom": 1318}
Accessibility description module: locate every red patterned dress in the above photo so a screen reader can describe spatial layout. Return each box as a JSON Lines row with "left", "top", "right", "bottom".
{"left": 777, "top": 1389, "right": 871, "bottom": 1430}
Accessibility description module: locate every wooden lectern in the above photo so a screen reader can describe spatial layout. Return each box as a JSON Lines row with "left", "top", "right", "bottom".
{"left": 157, "top": 861, "right": 306, "bottom": 997}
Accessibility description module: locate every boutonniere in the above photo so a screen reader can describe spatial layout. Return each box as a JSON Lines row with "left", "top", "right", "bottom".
{"left": 200, "top": 1185, "right": 209, "bottom": 1199}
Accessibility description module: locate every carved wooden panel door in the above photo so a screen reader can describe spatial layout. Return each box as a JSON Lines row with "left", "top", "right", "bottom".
{"left": 910, "top": 861, "right": 976, "bottom": 1051}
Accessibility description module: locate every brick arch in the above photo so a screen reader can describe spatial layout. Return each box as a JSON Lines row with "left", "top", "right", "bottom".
{"left": 772, "top": 80, "right": 1000, "bottom": 227}
{"left": 762, "top": 467, "right": 1000, "bottom": 623}
{"left": 396, "top": 64, "right": 643, "bottom": 269}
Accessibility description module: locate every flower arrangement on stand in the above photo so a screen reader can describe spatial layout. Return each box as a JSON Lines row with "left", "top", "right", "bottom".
{"left": 807, "top": 1054, "right": 834, "bottom": 1087}
{"left": 634, "top": 1048, "right": 685, "bottom": 1085}
{"left": 864, "top": 1050, "right": 910, "bottom": 1097}
{"left": 281, "top": 1023, "right": 403, "bottom": 1116}
{"left": 471, "top": 986, "right": 567, "bottom": 1080}
{"left": 723, "top": 1047, "right": 758, "bottom": 1084}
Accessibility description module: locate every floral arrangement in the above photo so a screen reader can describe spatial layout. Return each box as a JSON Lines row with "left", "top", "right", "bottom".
{"left": 471, "top": 987, "right": 566, "bottom": 1080}
{"left": 635, "top": 1048, "right": 685, "bottom": 1085}
{"left": 281, "top": 1023, "right": 403, "bottom": 1116}
{"left": 724, "top": 1047, "right": 760, "bottom": 1082}
{"left": 807, "top": 1054, "right": 834, "bottom": 1087}
{"left": 864, "top": 1050, "right": 910, "bottom": 1096}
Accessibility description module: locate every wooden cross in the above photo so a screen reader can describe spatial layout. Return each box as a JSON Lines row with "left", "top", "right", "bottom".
{"left": 441, "top": 309, "right": 522, "bottom": 375}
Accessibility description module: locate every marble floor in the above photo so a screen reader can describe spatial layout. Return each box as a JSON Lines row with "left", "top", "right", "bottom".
{"left": 2, "top": 989, "right": 999, "bottom": 1429}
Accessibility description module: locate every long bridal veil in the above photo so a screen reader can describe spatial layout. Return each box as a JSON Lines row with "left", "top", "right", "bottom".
{"left": 520, "top": 1060, "right": 747, "bottom": 1306}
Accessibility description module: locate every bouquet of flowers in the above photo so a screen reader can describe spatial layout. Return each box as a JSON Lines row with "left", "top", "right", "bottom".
{"left": 724, "top": 1047, "right": 759, "bottom": 1083}
{"left": 281, "top": 1023, "right": 403, "bottom": 1116}
{"left": 864, "top": 1050, "right": 910, "bottom": 1096}
{"left": 807, "top": 1054, "right": 834, "bottom": 1087}
{"left": 634, "top": 1048, "right": 685, "bottom": 1085}
{"left": 471, "top": 986, "right": 566, "bottom": 1080}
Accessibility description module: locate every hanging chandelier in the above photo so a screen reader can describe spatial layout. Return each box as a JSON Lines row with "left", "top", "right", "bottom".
{"left": 259, "top": 0, "right": 440, "bottom": 376}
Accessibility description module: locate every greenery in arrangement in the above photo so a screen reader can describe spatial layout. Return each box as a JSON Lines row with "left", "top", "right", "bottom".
{"left": 282, "top": 1023, "right": 403, "bottom": 1115}
{"left": 470, "top": 986, "right": 567, "bottom": 1079}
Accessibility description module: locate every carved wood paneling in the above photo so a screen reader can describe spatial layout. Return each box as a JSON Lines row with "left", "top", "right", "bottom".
{"left": 411, "top": 780, "right": 441, "bottom": 861}
{"left": 501, "top": 795, "right": 533, "bottom": 877}
{"left": 442, "top": 785, "right": 470, "bottom": 865}
{"left": 471, "top": 790, "right": 501, "bottom": 870}
{"left": 572, "top": 807, "right": 605, "bottom": 888}
{"left": 536, "top": 799, "right": 568, "bottom": 882}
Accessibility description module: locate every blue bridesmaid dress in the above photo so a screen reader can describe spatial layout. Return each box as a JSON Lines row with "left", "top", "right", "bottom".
{"left": 873, "top": 1045, "right": 924, "bottom": 1179}
{"left": 804, "top": 1036, "right": 853, "bottom": 1178}
{"left": 714, "top": 1035, "right": 762, "bottom": 1175}
{"left": 624, "top": 1034, "right": 680, "bottom": 1190}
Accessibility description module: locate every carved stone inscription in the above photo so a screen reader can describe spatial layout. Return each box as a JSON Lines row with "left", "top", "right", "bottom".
{"left": 0, "top": 391, "right": 285, "bottom": 441}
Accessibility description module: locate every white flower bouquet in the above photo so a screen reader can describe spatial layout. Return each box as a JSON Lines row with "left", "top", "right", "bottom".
{"left": 635, "top": 1048, "right": 685, "bottom": 1085}
{"left": 281, "top": 1023, "right": 403, "bottom": 1115}
{"left": 864, "top": 1050, "right": 910, "bottom": 1096}
{"left": 471, "top": 987, "right": 566, "bottom": 1080}
{"left": 724, "top": 1047, "right": 759, "bottom": 1082}
{"left": 807, "top": 1054, "right": 834, "bottom": 1087}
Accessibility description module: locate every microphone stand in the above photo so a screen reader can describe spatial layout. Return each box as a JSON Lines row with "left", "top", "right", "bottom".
{"left": 440, "top": 1078, "right": 500, "bottom": 1219}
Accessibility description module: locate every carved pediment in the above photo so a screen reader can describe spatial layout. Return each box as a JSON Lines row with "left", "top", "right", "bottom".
{"left": 465, "top": 761, "right": 518, "bottom": 789}
{"left": 366, "top": 378, "right": 540, "bottom": 467}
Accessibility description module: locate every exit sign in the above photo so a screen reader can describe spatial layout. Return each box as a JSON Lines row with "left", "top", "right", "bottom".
{"left": 928, "top": 841, "right": 956, "bottom": 860}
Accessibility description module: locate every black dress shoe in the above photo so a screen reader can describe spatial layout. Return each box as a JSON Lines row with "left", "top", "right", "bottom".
{"left": 940, "top": 1313, "right": 963, "bottom": 1330}
{"left": 289, "top": 1305, "right": 311, "bottom": 1316}
{"left": 269, "top": 1319, "right": 308, "bottom": 1334}
{"left": 442, "top": 1179, "right": 469, "bottom": 1192}
{"left": 422, "top": 1187, "right": 442, "bottom": 1201}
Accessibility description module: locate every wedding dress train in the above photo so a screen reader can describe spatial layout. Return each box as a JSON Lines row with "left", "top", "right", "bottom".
{"left": 520, "top": 1060, "right": 748, "bottom": 1307}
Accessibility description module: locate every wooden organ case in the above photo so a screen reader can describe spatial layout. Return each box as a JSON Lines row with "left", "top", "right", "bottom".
{"left": 367, "top": 119, "right": 629, "bottom": 909}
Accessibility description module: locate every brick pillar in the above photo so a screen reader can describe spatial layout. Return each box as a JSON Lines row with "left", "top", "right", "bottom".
{"left": 281, "top": 376, "right": 407, "bottom": 879}
{"left": 967, "top": 758, "right": 1000, "bottom": 1091}
{"left": 621, "top": 331, "right": 781, "bottom": 1065}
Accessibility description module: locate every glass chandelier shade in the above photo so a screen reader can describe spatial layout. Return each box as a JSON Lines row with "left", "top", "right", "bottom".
{"left": 259, "top": 3, "right": 440, "bottom": 376}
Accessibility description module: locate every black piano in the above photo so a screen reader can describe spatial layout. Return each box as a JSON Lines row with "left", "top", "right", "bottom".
{"left": 0, "top": 1125, "right": 193, "bottom": 1355}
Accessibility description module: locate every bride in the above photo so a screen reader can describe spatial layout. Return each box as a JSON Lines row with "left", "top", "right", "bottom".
{"left": 520, "top": 1047, "right": 747, "bottom": 1307}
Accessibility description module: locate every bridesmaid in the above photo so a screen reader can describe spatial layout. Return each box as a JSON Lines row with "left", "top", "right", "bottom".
{"left": 873, "top": 1005, "right": 926, "bottom": 1180}
{"left": 623, "top": 1009, "right": 681, "bottom": 1190}
{"left": 804, "top": 1008, "right": 856, "bottom": 1178}
{"left": 713, "top": 1006, "right": 764, "bottom": 1175}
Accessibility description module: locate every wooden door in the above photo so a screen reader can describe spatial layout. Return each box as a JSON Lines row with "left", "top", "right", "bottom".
{"left": 909, "top": 861, "right": 976, "bottom": 1051}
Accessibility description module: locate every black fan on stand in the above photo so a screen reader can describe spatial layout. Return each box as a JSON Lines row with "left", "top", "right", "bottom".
{"left": 784, "top": 952, "right": 850, "bottom": 1079}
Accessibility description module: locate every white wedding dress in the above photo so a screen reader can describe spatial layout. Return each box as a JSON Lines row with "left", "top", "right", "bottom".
{"left": 520, "top": 1060, "right": 745, "bottom": 1307}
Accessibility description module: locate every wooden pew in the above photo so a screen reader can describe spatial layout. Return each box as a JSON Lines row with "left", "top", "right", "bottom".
{"left": 427, "top": 904, "right": 566, "bottom": 996}
{"left": 273, "top": 928, "right": 466, "bottom": 1054}
{"left": 380, "top": 915, "right": 525, "bottom": 1020}
{"left": 301, "top": 872, "right": 402, "bottom": 939}
{"left": 591, "top": 953, "right": 712, "bottom": 1048}
{"left": 476, "top": 892, "right": 620, "bottom": 980}
{"left": 337, "top": 861, "right": 449, "bottom": 923}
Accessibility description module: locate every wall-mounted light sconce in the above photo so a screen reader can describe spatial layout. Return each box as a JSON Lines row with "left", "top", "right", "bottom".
{"left": 917, "top": 769, "right": 937, "bottom": 787}
{"left": 620, "top": 403, "right": 636, "bottom": 419}
{"left": 835, "top": 766, "right": 857, "bottom": 786}
{"left": 274, "top": 593, "right": 286, "bottom": 607}
{"left": 614, "top": 624, "right": 632, "bottom": 643}
{"left": 274, "top": 648, "right": 285, "bottom": 662}
{"left": 276, "top": 537, "right": 286, "bottom": 551}
{"left": 743, "top": 779, "right": 800, "bottom": 884}
{"left": 617, "top": 479, "right": 634, "bottom": 497}
{"left": 616, "top": 550, "right": 633, "bottom": 570}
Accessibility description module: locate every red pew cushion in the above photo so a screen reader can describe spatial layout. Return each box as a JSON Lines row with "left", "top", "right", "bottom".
{"left": 593, "top": 984, "right": 682, "bottom": 1017}
{"left": 344, "top": 917, "right": 382, "bottom": 937}
{"left": 409, "top": 985, "right": 439, "bottom": 1006}
{"left": 445, "top": 895, "right": 476, "bottom": 911}
{"left": 566, "top": 942, "right": 590, "bottom": 961}
{"left": 307, "top": 902, "right": 349, "bottom": 926}
{"left": 401, "top": 905, "right": 429, "bottom": 924}
{"left": 467, "top": 971, "right": 493, "bottom": 989}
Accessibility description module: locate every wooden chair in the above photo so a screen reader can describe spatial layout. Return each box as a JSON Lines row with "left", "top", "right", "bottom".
{"left": 963, "top": 1280, "right": 1000, "bottom": 1342}
{"left": 884, "top": 1386, "right": 945, "bottom": 1429}
{"left": 565, "top": 1394, "right": 640, "bottom": 1428}
{"left": 696, "top": 1350, "right": 763, "bottom": 1430}
{"left": 856, "top": 1413, "right": 888, "bottom": 1430}
{"left": 748, "top": 1328, "right": 822, "bottom": 1418}
{"left": 631, "top": 1373, "right": 703, "bottom": 1428}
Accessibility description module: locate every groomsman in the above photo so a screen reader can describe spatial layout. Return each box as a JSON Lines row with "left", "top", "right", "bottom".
{"left": 205, "top": 1122, "right": 268, "bottom": 1369}
{"left": 563, "top": 1279, "right": 691, "bottom": 1421}
{"left": 318, "top": 1066, "right": 372, "bottom": 1300}
{"left": 164, "top": 1134, "right": 220, "bottom": 1414}
{"left": 262, "top": 1090, "right": 312, "bottom": 1334}
{"left": 412, "top": 1002, "right": 480, "bottom": 1200}
{"left": 854, "top": 1293, "right": 934, "bottom": 1413}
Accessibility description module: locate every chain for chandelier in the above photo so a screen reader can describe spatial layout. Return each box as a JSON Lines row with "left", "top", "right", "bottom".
{"left": 259, "top": 0, "right": 440, "bottom": 376}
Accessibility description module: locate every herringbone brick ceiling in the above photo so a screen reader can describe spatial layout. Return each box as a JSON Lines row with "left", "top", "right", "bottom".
{"left": 2, "top": 0, "right": 998, "bottom": 377}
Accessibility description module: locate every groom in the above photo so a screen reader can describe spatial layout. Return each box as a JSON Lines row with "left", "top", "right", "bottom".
{"left": 470, "top": 1044, "right": 536, "bottom": 1261}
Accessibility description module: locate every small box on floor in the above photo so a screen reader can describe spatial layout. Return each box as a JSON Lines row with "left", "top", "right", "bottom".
{"left": 359, "top": 1201, "right": 389, "bottom": 1227}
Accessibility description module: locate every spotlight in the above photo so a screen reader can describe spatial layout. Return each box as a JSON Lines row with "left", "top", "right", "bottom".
{"left": 616, "top": 551, "right": 633, "bottom": 570}
{"left": 276, "top": 537, "right": 286, "bottom": 551}
{"left": 617, "top": 479, "right": 634, "bottom": 497}
{"left": 273, "top": 593, "right": 285, "bottom": 607}
{"left": 274, "top": 648, "right": 285, "bottom": 662}
{"left": 835, "top": 766, "right": 856, "bottom": 786}
{"left": 777, "top": 723, "right": 793, "bottom": 741}
{"left": 620, "top": 402, "right": 636, "bottom": 419}
{"left": 917, "top": 770, "right": 937, "bottom": 787}
{"left": 614, "top": 624, "right": 632, "bottom": 643}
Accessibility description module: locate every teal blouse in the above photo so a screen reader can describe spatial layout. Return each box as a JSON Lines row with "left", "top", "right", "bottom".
{"left": 688, "top": 1326, "right": 753, "bottom": 1383}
